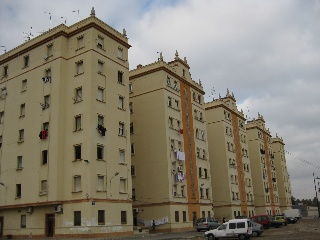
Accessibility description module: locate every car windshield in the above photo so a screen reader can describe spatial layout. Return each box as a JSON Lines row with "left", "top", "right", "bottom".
{"left": 196, "top": 218, "right": 205, "bottom": 223}
{"left": 217, "top": 224, "right": 227, "bottom": 230}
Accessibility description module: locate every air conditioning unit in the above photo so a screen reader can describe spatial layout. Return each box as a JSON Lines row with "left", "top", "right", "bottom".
{"left": 177, "top": 166, "right": 182, "bottom": 172}
{"left": 133, "top": 208, "right": 139, "bottom": 213}
{"left": 27, "top": 206, "right": 33, "bottom": 213}
{"left": 54, "top": 204, "right": 63, "bottom": 213}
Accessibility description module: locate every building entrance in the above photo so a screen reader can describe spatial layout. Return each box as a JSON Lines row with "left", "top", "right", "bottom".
{"left": 45, "top": 214, "right": 55, "bottom": 237}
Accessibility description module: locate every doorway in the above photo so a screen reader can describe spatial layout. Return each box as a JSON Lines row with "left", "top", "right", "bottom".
{"left": 45, "top": 214, "right": 55, "bottom": 237}
{"left": 0, "top": 217, "right": 3, "bottom": 239}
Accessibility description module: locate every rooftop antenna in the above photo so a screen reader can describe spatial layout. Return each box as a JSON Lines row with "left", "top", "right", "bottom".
{"left": 0, "top": 46, "right": 6, "bottom": 53}
{"left": 23, "top": 27, "right": 34, "bottom": 42}
{"left": 61, "top": 16, "right": 67, "bottom": 24}
{"left": 72, "top": 10, "right": 80, "bottom": 22}
{"left": 44, "top": 12, "right": 52, "bottom": 29}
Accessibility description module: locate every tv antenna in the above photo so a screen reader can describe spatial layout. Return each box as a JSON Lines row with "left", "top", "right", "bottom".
{"left": 23, "top": 27, "right": 34, "bottom": 42}
{"left": 44, "top": 12, "right": 52, "bottom": 29}
{"left": 0, "top": 46, "right": 6, "bottom": 53}
{"left": 72, "top": 10, "right": 80, "bottom": 22}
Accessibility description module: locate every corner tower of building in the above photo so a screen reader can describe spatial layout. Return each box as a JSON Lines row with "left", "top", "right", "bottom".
{"left": 0, "top": 8, "right": 132, "bottom": 238}
{"left": 129, "top": 51, "right": 213, "bottom": 231}
{"left": 205, "top": 90, "right": 255, "bottom": 220}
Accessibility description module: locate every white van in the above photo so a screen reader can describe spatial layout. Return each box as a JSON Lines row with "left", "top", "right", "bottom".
{"left": 204, "top": 219, "right": 252, "bottom": 240}
{"left": 283, "top": 209, "right": 302, "bottom": 219}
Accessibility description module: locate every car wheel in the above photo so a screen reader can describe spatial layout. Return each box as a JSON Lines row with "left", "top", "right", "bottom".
{"left": 252, "top": 231, "right": 258, "bottom": 237}
{"left": 239, "top": 234, "right": 246, "bottom": 240}
{"left": 197, "top": 229, "right": 200, "bottom": 232}
{"left": 207, "top": 234, "right": 215, "bottom": 240}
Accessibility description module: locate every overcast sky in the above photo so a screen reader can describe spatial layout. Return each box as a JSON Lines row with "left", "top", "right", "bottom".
{"left": 1, "top": 0, "right": 319, "bottom": 200}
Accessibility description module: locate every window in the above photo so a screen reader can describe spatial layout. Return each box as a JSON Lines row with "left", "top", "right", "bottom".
{"left": 120, "top": 178, "right": 127, "bottom": 193}
{"left": 97, "top": 35, "right": 104, "bottom": 49}
{"left": 131, "top": 165, "right": 135, "bottom": 177}
{"left": 23, "top": 55, "right": 29, "bottom": 67}
{"left": 97, "top": 175, "right": 104, "bottom": 191}
{"left": 132, "top": 188, "right": 136, "bottom": 200}
{"left": 131, "top": 143, "right": 135, "bottom": 154}
{"left": 199, "top": 112, "right": 203, "bottom": 121}
{"left": 41, "top": 180, "right": 47, "bottom": 193}
{"left": 74, "top": 87, "right": 82, "bottom": 102}
{"left": 118, "top": 47, "right": 123, "bottom": 59}
{"left": 19, "top": 129, "right": 24, "bottom": 142}
{"left": 119, "top": 122, "right": 125, "bottom": 136}
{"left": 173, "top": 80, "right": 178, "bottom": 90}
{"left": 22, "top": 79, "right": 27, "bottom": 92}
{"left": 44, "top": 95, "right": 50, "bottom": 108}
{"left": 118, "top": 96, "right": 124, "bottom": 109}
{"left": 198, "top": 167, "right": 202, "bottom": 178}
{"left": 201, "top": 131, "right": 205, "bottom": 140}
{"left": 129, "top": 82, "right": 133, "bottom": 92}
{"left": 98, "top": 210, "right": 105, "bottom": 225}
{"left": 0, "top": 111, "right": 4, "bottom": 123}
{"left": 97, "top": 115, "right": 104, "bottom": 126}
{"left": 74, "top": 145, "right": 81, "bottom": 160}
{"left": 16, "top": 184, "right": 22, "bottom": 198}
{"left": 204, "top": 168, "right": 208, "bottom": 179}
{"left": 20, "top": 104, "right": 25, "bottom": 117}
{"left": 183, "top": 211, "right": 187, "bottom": 222}
{"left": 17, "top": 156, "right": 23, "bottom": 169}
{"left": 130, "top": 122, "right": 134, "bottom": 134}
{"left": 76, "top": 61, "right": 84, "bottom": 75}
{"left": 42, "top": 150, "right": 48, "bottom": 165}
{"left": 77, "top": 36, "right": 84, "bottom": 49}
{"left": 45, "top": 68, "right": 51, "bottom": 77}
{"left": 97, "top": 87, "right": 104, "bottom": 101}
{"left": 200, "top": 187, "right": 203, "bottom": 198}
{"left": 118, "top": 71, "right": 123, "bottom": 84}
{"left": 0, "top": 135, "right": 2, "bottom": 148}
{"left": 119, "top": 149, "right": 125, "bottom": 164}
{"left": 168, "top": 97, "right": 172, "bottom": 107}
{"left": 47, "top": 44, "right": 53, "bottom": 56}
{"left": 175, "top": 211, "right": 179, "bottom": 222}
{"left": 75, "top": 115, "right": 82, "bottom": 131}
{"left": 121, "top": 211, "right": 127, "bottom": 224}
{"left": 21, "top": 215, "right": 26, "bottom": 228}
{"left": 129, "top": 102, "right": 133, "bottom": 113}
{"left": 1, "top": 87, "right": 7, "bottom": 98}
{"left": 97, "top": 145, "right": 103, "bottom": 160}
{"left": 3, "top": 65, "right": 8, "bottom": 76}
{"left": 43, "top": 122, "right": 49, "bottom": 131}
{"left": 175, "top": 99, "right": 179, "bottom": 109}
{"left": 98, "top": 60, "right": 104, "bottom": 74}
{"left": 74, "top": 211, "right": 81, "bottom": 226}
{"left": 73, "top": 176, "right": 81, "bottom": 192}
{"left": 206, "top": 188, "right": 209, "bottom": 199}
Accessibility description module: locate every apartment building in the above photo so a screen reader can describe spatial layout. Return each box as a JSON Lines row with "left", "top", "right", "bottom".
{"left": 205, "top": 90, "right": 255, "bottom": 220}
{"left": 0, "top": 9, "right": 132, "bottom": 238}
{"left": 271, "top": 135, "right": 292, "bottom": 212}
{"left": 129, "top": 51, "right": 213, "bottom": 231}
{"left": 246, "top": 114, "right": 281, "bottom": 215}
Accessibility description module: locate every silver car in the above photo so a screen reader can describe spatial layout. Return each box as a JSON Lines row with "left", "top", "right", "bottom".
{"left": 196, "top": 217, "right": 220, "bottom": 232}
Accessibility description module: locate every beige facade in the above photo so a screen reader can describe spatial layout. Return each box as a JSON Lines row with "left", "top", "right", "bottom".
{"left": 246, "top": 114, "right": 281, "bottom": 215}
{"left": 0, "top": 9, "right": 133, "bottom": 238}
{"left": 205, "top": 90, "right": 255, "bottom": 220}
{"left": 271, "top": 135, "right": 292, "bottom": 212}
{"left": 129, "top": 51, "right": 213, "bottom": 231}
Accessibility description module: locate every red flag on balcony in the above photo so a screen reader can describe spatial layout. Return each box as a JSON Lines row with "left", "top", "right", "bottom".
{"left": 179, "top": 129, "right": 183, "bottom": 134}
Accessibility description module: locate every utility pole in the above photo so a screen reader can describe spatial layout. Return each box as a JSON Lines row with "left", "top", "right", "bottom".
{"left": 313, "top": 173, "right": 320, "bottom": 217}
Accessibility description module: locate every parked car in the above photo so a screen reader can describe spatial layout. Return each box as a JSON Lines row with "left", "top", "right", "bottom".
{"left": 196, "top": 217, "right": 220, "bottom": 232}
{"left": 204, "top": 219, "right": 252, "bottom": 240}
{"left": 283, "top": 209, "right": 302, "bottom": 219}
{"left": 273, "top": 215, "right": 288, "bottom": 226}
{"left": 251, "top": 221, "right": 264, "bottom": 237}
{"left": 269, "top": 215, "right": 283, "bottom": 228}
{"left": 286, "top": 216, "right": 298, "bottom": 224}
{"left": 250, "top": 215, "right": 272, "bottom": 229}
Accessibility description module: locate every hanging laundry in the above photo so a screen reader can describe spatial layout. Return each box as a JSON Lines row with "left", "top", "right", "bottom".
{"left": 176, "top": 150, "right": 186, "bottom": 161}
{"left": 39, "top": 130, "right": 48, "bottom": 140}
{"left": 97, "top": 124, "right": 107, "bottom": 136}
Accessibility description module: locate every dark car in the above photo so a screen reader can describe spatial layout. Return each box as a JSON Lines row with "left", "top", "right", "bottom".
{"left": 195, "top": 217, "right": 220, "bottom": 232}
{"left": 251, "top": 221, "right": 264, "bottom": 237}
{"left": 286, "top": 216, "right": 298, "bottom": 224}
